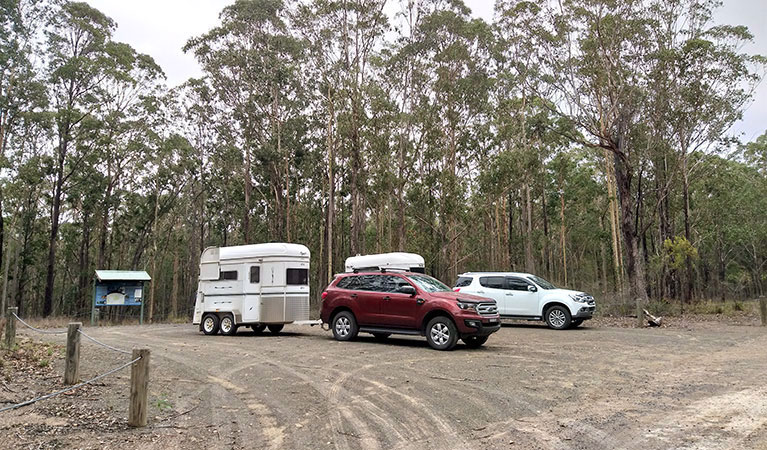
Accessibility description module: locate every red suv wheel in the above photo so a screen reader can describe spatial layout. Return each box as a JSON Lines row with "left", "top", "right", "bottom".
{"left": 332, "top": 311, "right": 359, "bottom": 341}
{"left": 425, "top": 316, "right": 458, "bottom": 351}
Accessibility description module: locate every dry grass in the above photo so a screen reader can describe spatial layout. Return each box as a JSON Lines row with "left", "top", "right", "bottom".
{"left": 597, "top": 296, "right": 762, "bottom": 322}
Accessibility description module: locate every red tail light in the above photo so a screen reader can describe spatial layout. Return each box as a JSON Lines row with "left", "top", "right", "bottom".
{"left": 321, "top": 291, "right": 328, "bottom": 300}
{"left": 453, "top": 288, "right": 461, "bottom": 292}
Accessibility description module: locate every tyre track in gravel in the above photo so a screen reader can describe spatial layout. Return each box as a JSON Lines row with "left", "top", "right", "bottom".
{"left": 80, "top": 327, "right": 311, "bottom": 449}
{"left": 262, "top": 357, "right": 468, "bottom": 450}
{"left": 38, "top": 326, "right": 637, "bottom": 449}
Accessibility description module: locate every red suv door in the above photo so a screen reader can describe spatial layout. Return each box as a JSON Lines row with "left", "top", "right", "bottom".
{"left": 376, "top": 275, "right": 418, "bottom": 329}
{"left": 341, "top": 275, "right": 383, "bottom": 325}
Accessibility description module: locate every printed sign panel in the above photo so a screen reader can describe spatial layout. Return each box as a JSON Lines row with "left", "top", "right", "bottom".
{"left": 94, "top": 281, "right": 144, "bottom": 307}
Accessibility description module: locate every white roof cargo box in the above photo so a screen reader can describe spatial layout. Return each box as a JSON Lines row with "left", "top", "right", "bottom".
{"left": 345, "top": 252, "right": 425, "bottom": 273}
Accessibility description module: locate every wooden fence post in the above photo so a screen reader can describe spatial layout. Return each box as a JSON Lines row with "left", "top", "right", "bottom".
{"left": 4, "top": 307, "right": 17, "bottom": 349}
{"left": 128, "top": 348, "right": 150, "bottom": 427}
{"left": 64, "top": 323, "right": 81, "bottom": 385}
{"left": 759, "top": 296, "right": 766, "bottom": 327}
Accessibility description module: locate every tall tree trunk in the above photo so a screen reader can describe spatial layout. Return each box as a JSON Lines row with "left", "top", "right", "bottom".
{"left": 524, "top": 182, "right": 534, "bottom": 273}
{"left": 148, "top": 185, "right": 160, "bottom": 323}
{"left": 508, "top": 191, "right": 514, "bottom": 270}
{"left": 44, "top": 146, "right": 66, "bottom": 317}
{"left": 542, "top": 189, "right": 550, "bottom": 277}
{"left": 325, "top": 85, "right": 335, "bottom": 284}
{"left": 78, "top": 209, "right": 91, "bottom": 312}
{"left": 1, "top": 224, "right": 12, "bottom": 315}
{"left": 604, "top": 149, "right": 623, "bottom": 292}
{"left": 397, "top": 132, "right": 407, "bottom": 250}
{"left": 682, "top": 157, "right": 694, "bottom": 303}
{"left": 612, "top": 152, "right": 649, "bottom": 326}
{"left": 243, "top": 145, "right": 252, "bottom": 244}
{"left": 170, "top": 251, "right": 179, "bottom": 319}
{"left": 317, "top": 216, "right": 326, "bottom": 310}
{"left": 716, "top": 227, "right": 726, "bottom": 301}
{"left": 0, "top": 188, "right": 4, "bottom": 302}
{"left": 0, "top": 114, "right": 6, "bottom": 297}
{"left": 599, "top": 215, "right": 609, "bottom": 299}
{"left": 350, "top": 104, "right": 363, "bottom": 256}
{"left": 446, "top": 119, "right": 458, "bottom": 282}
{"left": 494, "top": 201, "right": 503, "bottom": 269}
{"left": 560, "top": 188, "right": 567, "bottom": 286}
{"left": 97, "top": 179, "right": 115, "bottom": 269}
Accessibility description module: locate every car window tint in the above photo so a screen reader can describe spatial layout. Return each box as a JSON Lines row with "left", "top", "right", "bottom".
{"left": 479, "top": 276, "right": 504, "bottom": 289}
{"left": 354, "top": 275, "right": 378, "bottom": 291}
{"left": 336, "top": 277, "right": 354, "bottom": 289}
{"left": 455, "top": 276, "right": 473, "bottom": 287}
{"left": 364, "top": 275, "right": 393, "bottom": 292}
{"left": 506, "top": 277, "right": 531, "bottom": 291}
{"left": 386, "top": 276, "right": 411, "bottom": 293}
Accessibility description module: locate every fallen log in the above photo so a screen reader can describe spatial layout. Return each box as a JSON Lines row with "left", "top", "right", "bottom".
{"left": 643, "top": 309, "right": 662, "bottom": 327}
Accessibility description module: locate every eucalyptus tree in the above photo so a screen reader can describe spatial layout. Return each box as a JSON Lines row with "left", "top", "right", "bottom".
{"left": 0, "top": 0, "right": 49, "bottom": 312}
{"left": 93, "top": 43, "right": 165, "bottom": 270}
{"left": 401, "top": 0, "right": 493, "bottom": 281}
{"left": 649, "top": 0, "right": 764, "bottom": 301}
{"left": 381, "top": 0, "right": 430, "bottom": 251}
{"left": 693, "top": 152, "right": 767, "bottom": 298}
{"left": 296, "top": 0, "right": 389, "bottom": 258}
{"left": 41, "top": 2, "right": 121, "bottom": 315}
{"left": 185, "top": 0, "right": 307, "bottom": 244}
{"left": 524, "top": 0, "right": 664, "bottom": 320}
{"left": 492, "top": 0, "right": 548, "bottom": 273}
{"left": 40, "top": 2, "right": 165, "bottom": 316}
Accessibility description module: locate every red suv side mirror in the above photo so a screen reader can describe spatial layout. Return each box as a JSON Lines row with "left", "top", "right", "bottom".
{"left": 398, "top": 285, "right": 416, "bottom": 296}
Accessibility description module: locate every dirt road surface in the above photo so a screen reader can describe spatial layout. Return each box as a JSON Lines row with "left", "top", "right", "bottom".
{"left": 2, "top": 320, "right": 766, "bottom": 449}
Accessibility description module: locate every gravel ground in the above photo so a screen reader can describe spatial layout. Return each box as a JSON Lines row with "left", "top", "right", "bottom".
{"left": 1, "top": 318, "right": 766, "bottom": 449}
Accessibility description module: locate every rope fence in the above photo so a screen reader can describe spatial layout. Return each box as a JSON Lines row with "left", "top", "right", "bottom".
{"left": 1, "top": 308, "right": 151, "bottom": 427}
{"left": 12, "top": 313, "right": 67, "bottom": 335}
{"left": 77, "top": 329, "right": 132, "bottom": 355}
{"left": 0, "top": 356, "right": 141, "bottom": 413}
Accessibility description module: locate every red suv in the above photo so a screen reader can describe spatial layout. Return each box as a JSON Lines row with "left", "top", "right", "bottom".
{"left": 320, "top": 272, "right": 500, "bottom": 350}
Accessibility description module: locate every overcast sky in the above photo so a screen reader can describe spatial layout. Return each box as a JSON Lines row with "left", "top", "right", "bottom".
{"left": 86, "top": 0, "right": 766, "bottom": 141}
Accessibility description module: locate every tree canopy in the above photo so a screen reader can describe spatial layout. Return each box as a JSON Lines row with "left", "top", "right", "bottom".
{"left": 1, "top": 0, "right": 765, "bottom": 320}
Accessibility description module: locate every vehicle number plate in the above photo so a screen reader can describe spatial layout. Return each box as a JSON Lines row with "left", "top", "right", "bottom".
{"left": 488, "top": 318, "right": 498, "bottom": 323}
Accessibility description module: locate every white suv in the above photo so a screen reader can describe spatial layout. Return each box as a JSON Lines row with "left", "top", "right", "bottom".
{"left": 453, "top": 272, "right": 595, "bottom": 329}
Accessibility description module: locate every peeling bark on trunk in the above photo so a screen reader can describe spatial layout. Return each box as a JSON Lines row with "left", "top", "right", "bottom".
{"left": 604, "top": 149, "right": 623, "bottom": 291}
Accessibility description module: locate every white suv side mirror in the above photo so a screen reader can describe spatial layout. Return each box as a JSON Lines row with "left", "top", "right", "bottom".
{"left": 527, "top": 285, "right": 537, "bottom": 293}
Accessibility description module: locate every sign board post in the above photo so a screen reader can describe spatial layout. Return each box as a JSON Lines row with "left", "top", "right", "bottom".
{"left": 91, "top": 278, "right": 97, "bottom": 326}
{"left": 140, "top": 281, "right": 145, "bottom": 325}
